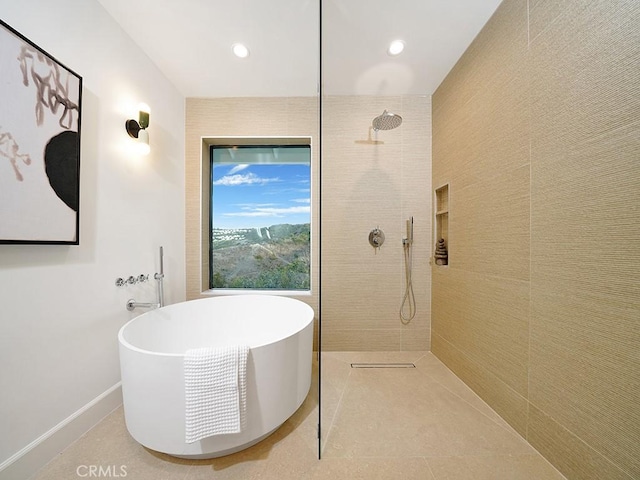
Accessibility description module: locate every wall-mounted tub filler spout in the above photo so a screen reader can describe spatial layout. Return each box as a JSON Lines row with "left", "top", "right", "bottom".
{"left": 126, "top": 299, "right": 158, "bottom": 311}
{"left": 125, "top": 246, "right": 166, "bottom": 311}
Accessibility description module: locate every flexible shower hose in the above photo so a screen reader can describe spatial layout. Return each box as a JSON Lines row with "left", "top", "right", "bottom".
{"left": 400, "top": 240, "right": 416, "bottom": 323}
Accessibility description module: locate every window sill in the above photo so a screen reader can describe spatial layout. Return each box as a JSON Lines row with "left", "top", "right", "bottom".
{"left": 202, "top": 289, "right": 312, "bottom": 297}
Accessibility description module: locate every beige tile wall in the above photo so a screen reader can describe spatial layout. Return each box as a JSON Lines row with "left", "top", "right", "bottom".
{"left": 322, "top": 95, "right": 432, "bottom": 351}
{"left": 185, "top": 94, "right": 432, "bottom": 352}
{"left": 184, "top": 97, "right": 320, "bottom": 337}
{"left": 432, "top": 1, "right": 640, "bottom": 479}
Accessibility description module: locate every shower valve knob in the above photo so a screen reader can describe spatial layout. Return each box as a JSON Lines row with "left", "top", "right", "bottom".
{"left": 369, "top": 228, "right": 385, "bottom": 249}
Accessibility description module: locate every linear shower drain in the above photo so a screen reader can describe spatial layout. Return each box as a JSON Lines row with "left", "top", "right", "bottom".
{"left": 350, "top": 363, "right": 416, "bottom": 368}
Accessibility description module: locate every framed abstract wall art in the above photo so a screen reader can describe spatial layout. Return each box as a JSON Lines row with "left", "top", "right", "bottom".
{"left": 0, "top": 19, "right": 82, "bottom": 245}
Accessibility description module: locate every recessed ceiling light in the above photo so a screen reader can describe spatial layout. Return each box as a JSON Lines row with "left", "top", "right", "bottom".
{"left": 232, "top": 43, "right": 250, "bottom": 58}
{"left": 388, "top": 40, "right": 405, "bottom": 56}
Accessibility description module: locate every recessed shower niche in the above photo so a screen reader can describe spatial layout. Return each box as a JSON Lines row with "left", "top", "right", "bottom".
{"left": 434, "top": 184, "right": 449, "bottom": 266}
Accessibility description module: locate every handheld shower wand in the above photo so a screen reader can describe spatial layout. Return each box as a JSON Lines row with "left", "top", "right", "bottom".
{"left": 154, "top": 246, "right": 165, "bottom": 307}
{"left": 402, "top": 217, "right": 413, "bottom": 246}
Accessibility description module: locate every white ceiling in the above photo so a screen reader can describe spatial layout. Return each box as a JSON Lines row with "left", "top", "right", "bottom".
{"left": 97, "top": 0, "right": 503, "bottom": 97}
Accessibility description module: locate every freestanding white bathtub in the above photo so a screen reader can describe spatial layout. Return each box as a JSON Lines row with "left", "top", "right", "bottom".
{"left": 118, "top": 295, "right": 314, "bottom": 459}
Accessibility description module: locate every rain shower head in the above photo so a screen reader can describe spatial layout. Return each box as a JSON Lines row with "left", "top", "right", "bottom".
{"left": 372, "top": 110, "right": 402, "bottom": 131}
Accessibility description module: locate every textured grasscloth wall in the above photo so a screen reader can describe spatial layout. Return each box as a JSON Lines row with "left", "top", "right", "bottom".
{"left": 185, "top": 97, "right": 320, "bottom": 336}
{"left": 322, "top": 95, "right": 431, "bottom": 351}
{"left": 432, "top": 1, "right": 640, "bottom": 479}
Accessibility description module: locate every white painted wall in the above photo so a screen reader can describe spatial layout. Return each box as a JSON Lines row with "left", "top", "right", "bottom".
{"left": 0, "top": 1, "right": 185, "bottom": 477}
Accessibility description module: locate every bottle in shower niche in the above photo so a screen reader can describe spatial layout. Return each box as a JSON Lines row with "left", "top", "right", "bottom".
{"left": 434, "top": 238, "right": 448, "bottom": 265}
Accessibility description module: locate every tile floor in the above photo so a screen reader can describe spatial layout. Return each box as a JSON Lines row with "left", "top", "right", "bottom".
{"left": 32, "top": 352, "right": 566, "bottom": 480}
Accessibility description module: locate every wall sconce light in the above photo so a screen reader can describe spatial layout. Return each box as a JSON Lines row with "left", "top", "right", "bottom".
{"left": 125, "top": 103, "right": 150, "bottom": 155}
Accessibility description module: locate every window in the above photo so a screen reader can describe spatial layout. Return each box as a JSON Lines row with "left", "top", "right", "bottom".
{"left": 210, "top": 144, "right": 311, "bottom": 291}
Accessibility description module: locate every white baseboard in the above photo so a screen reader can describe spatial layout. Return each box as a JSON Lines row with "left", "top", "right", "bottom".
{"left": 0, "top": 383, "right": 123, "bottom": 480}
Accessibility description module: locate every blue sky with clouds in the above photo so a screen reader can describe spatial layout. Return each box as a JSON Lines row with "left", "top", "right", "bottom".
{"left": 212, "top": 163, "right": 311, "bottom": 229}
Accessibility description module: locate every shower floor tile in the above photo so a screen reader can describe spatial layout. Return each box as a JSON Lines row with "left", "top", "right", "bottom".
{"left": 30, "top": 352, "right": 566, "bottom": 480}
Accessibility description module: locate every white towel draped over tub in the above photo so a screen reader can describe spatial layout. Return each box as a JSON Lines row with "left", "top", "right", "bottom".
{"left": 184, "top": 345, "right": 249, "bottom": 443}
